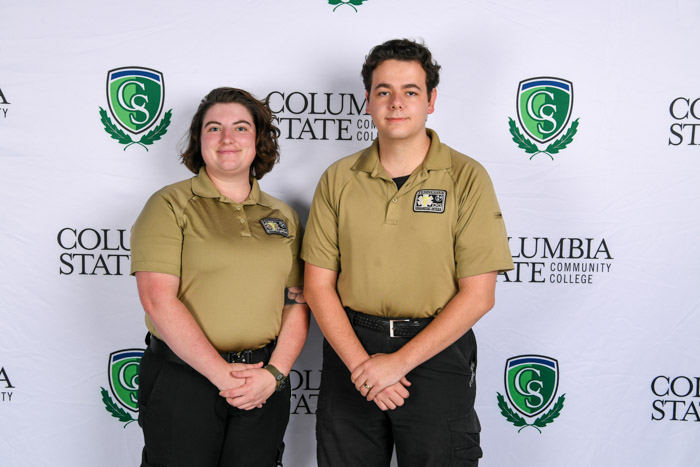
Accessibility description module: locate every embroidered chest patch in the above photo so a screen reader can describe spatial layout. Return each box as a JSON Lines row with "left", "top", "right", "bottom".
{"left": 413, "top": 189, "right": 447, "bottom": 213}
{"left": 260, "top": 218, "right": 289, "bottom": 237}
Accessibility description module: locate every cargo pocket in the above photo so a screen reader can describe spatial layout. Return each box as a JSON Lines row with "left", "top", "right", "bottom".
{"left": 448, "top": 415, "right": 483, "bottom": 466}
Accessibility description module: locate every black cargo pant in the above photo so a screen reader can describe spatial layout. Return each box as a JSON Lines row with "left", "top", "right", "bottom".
{"left": 138, "top": 339, "right": 290, "bottom": 467}
{"left": 316, "top": 309, "right": 482, "bottom": 467}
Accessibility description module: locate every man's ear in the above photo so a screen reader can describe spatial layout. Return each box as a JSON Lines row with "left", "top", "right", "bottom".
{"left": 427, "top": 88, "right": 437, "bottom": 115}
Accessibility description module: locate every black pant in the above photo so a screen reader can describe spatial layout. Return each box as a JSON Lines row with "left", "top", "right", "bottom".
{"left": 316, "top": 313, "right": 482, "bottom": 467}
{"left": 138, "top": 344, "right": 290, "bottom": 467}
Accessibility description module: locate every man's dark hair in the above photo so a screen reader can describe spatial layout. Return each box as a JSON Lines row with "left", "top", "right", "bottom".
{"left": 361, "top": 39, "right": 441, "bottom": 96}
{"left": 180, "top": 87, "right": 280, "bottom": 180}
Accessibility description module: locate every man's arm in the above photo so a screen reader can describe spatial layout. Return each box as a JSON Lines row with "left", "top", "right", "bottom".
{"left": 135, "top": 271, "right": 255, "bottom": 393}
{"left": 221, "top": 287, "right": 310, "bottom": 410}
{"left": 304, "top": 264, "right": 370, "bottom": 370}
{"left": 350, "top": 271, "right": 498, "bottom": 401}
{"left": 305, "top": 263, "right": 411, "bottom": 410}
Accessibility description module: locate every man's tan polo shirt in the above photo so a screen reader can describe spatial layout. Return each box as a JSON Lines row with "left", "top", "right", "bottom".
{"left": 301, "top": 129, "right": 513, "bottom": 319}
{"left": 131, "top": 168, "right": 303, "bottom": 352}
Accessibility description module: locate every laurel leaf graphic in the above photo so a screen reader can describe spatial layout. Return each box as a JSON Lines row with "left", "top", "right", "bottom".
{"left": 508, "top": 118, "right": 539, "bottom": 154}
{"left": 139, "top": 109, "right": 172, "bottom": 146}
{"left": 99, "top": 107, "right": 133, "bottom": 144}
{"left": 328, "top": 0, "right": 342, "bottom": 5}
{"left": 348, "top": 0, "right": 366, "bottom": 5}
{"left": 497, "top": 392, "right": 527, "bottom": 427}
{"left": 100, "top": 387, "right": 135, "bottom": 424}
{"left": 544, "top": 119, "right": 579, "bottom": 155}
{"left": 533, "top": 393, "right": 566, "bottom": 428}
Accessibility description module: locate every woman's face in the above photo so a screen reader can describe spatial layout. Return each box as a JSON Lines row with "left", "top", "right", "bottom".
{"left": 200, "top": 102, "right": 257, "bottom": 181}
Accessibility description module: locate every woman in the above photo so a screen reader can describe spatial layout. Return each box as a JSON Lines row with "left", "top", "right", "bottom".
{"left": 130, "top": 87, "right": 309, "bottom": 467}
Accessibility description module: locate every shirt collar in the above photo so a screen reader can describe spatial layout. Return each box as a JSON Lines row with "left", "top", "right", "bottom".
{"left": 351, "top": 128, "right": 451, "bottom": 177}
{"left": 190, "top": 167, "right": 271, "bottom": 207}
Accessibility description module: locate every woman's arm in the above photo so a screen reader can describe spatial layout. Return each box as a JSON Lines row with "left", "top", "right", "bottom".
{"left": 136, "top": 271, "right": 254, "bottom": 392}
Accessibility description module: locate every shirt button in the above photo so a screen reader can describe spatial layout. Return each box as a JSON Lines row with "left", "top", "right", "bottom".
{"left": 239, "top": 218, "right": 246, "bottom": 224}
{"left": 235, "top": 206, "right": 241, "bottom": 211}
{"left": 392, "top": 198, "right": 398, "bottom": 203}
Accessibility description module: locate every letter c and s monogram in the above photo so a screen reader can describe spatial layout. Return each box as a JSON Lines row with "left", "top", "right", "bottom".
{"left": 117, "top": 80, "right": 150, "bottom": 125}
{"left": 515, "top": 367, "right": 545, "bottom": 409}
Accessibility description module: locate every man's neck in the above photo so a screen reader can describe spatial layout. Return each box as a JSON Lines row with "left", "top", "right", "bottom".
{"left": 377, "top": 130, "right": 432, "bottom": 178}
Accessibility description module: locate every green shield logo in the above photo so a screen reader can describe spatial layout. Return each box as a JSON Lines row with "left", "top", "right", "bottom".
{"left": 505, "top": 355, "right": 559, "bottom": 417}
{"left": 108, "top": 349, "right": 143, "bottom": 412}
{"left": 107, "top": 67, "right": 164, "bottom": 134}
{"left": 517, "top": 78, "right": 573, "bottom": 144}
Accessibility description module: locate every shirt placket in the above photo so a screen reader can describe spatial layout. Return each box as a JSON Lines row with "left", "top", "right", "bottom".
{"left": 384, "top": 170, "right": 429, "bottom": 225}
{"left": 234, "top": 203, "right": 252, "bottom": 237}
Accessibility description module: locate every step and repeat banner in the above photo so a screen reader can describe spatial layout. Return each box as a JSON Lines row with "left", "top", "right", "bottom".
{"left": 2, "top": 1, "right": 699, "bottom": 466}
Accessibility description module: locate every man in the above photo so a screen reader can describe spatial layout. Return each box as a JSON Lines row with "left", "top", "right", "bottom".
{"left": 301, "top": 39, "right": 514, "bottom": 466}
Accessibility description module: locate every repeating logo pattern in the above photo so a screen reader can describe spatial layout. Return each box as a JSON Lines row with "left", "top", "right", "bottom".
{"left": 497, "top": 355, "right": 565, "bottom": 433}
{"left": 99, "top": 67, "right": 172, "bottom": 151}
{"left": 100, "top": 349, "right": 143, "bottom": 428}
{"left": 328, "top": 0, "right": 368, "bottom": 12}
{"left": 509, "top": 77, "right": 579, "bottom": 160}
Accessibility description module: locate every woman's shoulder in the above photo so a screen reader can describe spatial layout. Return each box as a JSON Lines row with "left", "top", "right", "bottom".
{"left": 258, "top": 190, "right": 300, "bottom": 223}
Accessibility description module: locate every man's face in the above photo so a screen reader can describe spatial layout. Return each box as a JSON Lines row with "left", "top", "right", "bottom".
{"left": 366, "top": 59, "right": 436, "bottom": 143}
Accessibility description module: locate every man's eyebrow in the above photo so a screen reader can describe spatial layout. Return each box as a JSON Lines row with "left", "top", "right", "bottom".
{"left": 372, "top": 83, "right": 422, "bottom": 91}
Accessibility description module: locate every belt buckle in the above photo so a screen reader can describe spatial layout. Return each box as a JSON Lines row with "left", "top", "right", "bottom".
{"left": 226, "top": 350, "right": 252, "bottom": 363}
{"left": 389, "top": 319, "right": 409, "bottom": 338}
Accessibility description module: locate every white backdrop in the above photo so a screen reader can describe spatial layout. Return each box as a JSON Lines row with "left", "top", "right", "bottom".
{"left": 2, "top": 1, "right": 699, "bottom": 466}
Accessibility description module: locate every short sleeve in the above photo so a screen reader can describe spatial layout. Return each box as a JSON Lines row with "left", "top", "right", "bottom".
{"left": 454, "top": 165, "right": 514, "bottom": 278}
{"left": 130, "top": 190, "right": 184, "bottom": 277}
{"left": 301, "top": 169, "right": 341, "bottom": 271}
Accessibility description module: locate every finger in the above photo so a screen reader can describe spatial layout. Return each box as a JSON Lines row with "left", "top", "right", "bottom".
{"left": 387, "top": 391, "right": 405, "bottom": 407}
{"left": 366, "top": 384, "right": 383, "bottom": 401}
{"left": 220, "top": 385, "right": 251, "bottom": 398}
{"left": 399, "top": 376, "right": 411, "bottom": 387}
{"left": 393, "top": 384, "right": 410, "bottom": 399}
{"left": 374, "top": 399, "right": 388, "bottom": 411}
{"left": 230, "top": 369, "right": 257, "bottom": 377}
{"left": 380, "top": 397, "right": 396, "bottom": 410}
{"left": 350, "top": 363, "right": 369, "bottom": 384}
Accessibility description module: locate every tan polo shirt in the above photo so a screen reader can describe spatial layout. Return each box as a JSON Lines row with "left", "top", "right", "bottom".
{"left": 131, "top": 168, "right": 303, "bottom": 351}
{"left": 301, "top": 129, "right": 513, "bottom": 319}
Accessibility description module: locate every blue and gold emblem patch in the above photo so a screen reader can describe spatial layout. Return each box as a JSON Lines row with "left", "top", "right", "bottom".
{"left": 413, "top": 189, "right": 446, "bottom": 213}
{"left": 260, "top": 218, "right": 289, "bottom": 237}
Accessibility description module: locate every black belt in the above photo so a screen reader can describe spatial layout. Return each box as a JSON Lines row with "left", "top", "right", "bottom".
{"left": 346, "top": 307, "right": 433, "bottom": 338}
{"left": 147, "top": 333, "right": 275, "bottom": 365}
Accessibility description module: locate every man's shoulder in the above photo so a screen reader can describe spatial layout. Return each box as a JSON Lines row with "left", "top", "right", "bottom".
{"left": 438, "top": 142, "right": 492, "bottom": 184}
{"left": 327, "top": 147, "right": 367, "bottom": 171}
{"left": 319, "top": 146, "right": 369, "bottom": 184}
